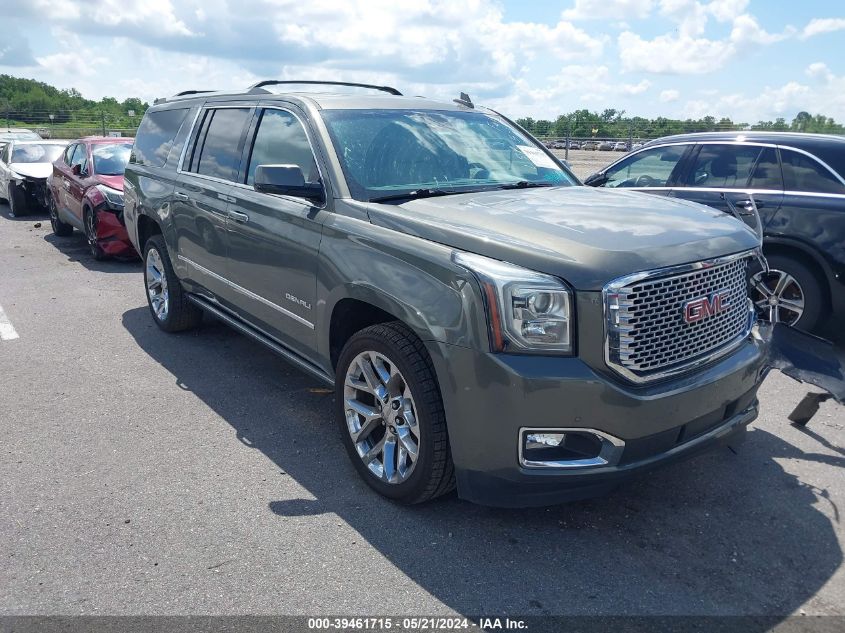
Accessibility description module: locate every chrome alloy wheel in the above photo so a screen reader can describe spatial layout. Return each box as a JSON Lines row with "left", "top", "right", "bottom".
{"left": 344, "top": 351, "right": 420, "bottom": 484}
{"left": 750, "top": 268, "right": 805, "bottom": 325}
{"left": 145, "top": 248, "right": 170, "bottom": 322}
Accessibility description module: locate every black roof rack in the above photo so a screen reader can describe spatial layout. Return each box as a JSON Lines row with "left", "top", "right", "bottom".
{"left": 174, "top": 90, "right": 217, "bottom": 97}
{"left": 248, "top": 80, "right": 402, "bottom": 96}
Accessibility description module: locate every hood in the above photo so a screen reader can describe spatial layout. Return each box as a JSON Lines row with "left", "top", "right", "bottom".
{"left": 93, "top": 174, "right": 124, "bottom": 191}
{"left": 9, "top": 162, "right": 52, "bottom": 180}
{"left": 366, "top": 186, "right": 760, "bottom": 290}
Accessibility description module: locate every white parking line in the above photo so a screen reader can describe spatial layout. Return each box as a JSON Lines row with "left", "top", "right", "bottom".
{"left": 0, "top": 304, "right": 20, "bottom": 341}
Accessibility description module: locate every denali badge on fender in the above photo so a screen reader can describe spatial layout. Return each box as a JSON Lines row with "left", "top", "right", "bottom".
{"left": 683, "top": 289, "right": 732, "bottom": 323}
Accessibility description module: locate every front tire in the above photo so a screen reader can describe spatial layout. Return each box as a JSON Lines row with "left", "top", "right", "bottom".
{"left": 335, "top": 321, "right": 455, "bottom": 504}
{"left": 143, "top": 235, "right": 202, "bottom": 332}
{"left": 8, "top": 182, "right": 28, "bottom": 217}
{"left": 84, "top": 207, "right": 107, "bottom": 260}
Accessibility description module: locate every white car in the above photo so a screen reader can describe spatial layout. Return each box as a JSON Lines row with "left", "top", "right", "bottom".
{"left": 0, "top": 139, "right": 67, "bottom": 217}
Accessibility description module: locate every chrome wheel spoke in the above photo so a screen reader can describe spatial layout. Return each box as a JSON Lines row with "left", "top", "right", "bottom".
{"left": 773, "top": 272, "right": 794, "bottom": 298}
{"left": 382, "top": 436, "right": 398, "bottom": 482}
{"left": 397, "top": 426, "right": 418, "bottom": 460}
{"left": 779, "top": 298, "right": 804, "bottom": 314}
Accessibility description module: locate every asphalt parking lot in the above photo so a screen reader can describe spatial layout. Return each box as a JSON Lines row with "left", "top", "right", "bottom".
{"left": 1, "top": 196, "right": 844, "bottom": 619}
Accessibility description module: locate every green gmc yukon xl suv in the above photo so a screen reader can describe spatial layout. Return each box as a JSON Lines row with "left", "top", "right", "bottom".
{"left": 123, "top": 81, "right": 770, "bottom": 507}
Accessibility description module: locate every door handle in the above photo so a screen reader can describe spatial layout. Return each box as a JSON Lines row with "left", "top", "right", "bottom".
{"left": 173, "top": 191, "right": 189, "bottom": 200}
{"left": 737, "top": 198, "right": 764, "bottom": 210}
{"left": 228, "top": 210, "right": 249, "bottom": 223}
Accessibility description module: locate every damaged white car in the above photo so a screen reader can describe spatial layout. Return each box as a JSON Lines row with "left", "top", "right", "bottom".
{"left": 0, "top": 139, "right": 68, "bottom": 217}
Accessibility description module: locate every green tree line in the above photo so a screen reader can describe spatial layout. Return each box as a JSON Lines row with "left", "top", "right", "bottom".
{"left": 515, "top": 108, "right": 845, "bottom": 140}
{"left": 0, "top": 74, "right": 148, "bottom": 129}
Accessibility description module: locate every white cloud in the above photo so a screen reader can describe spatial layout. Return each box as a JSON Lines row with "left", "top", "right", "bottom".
{"left": 619, "top": 13, "right": 790, "bottom": 74}
{"left": 621, "top": 79, "right": 651, "bottom": 95}
{"left": 681, "top": 72, "right": 845, "bottom": 122}
{"left": 806, "top": 62, "right": 834, "bottom": 83}
{"left": 659, "top": 89, "right": 680, "bottom": 102}
{"left": 801, "top": 17, "right": 845, "bottom": 39}
{"left": 563, "top": 0, "right": 655, "bottom": 21}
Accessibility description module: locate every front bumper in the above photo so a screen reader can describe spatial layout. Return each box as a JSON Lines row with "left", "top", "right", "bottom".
{"left": 425, "top": 333, "right": 767, "bottom": 507}
{"left": 92, "top": 204, "right": 138, "bottom": 258}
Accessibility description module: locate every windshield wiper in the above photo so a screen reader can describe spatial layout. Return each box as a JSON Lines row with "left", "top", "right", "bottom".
{"left": 497, "top": 181, "right": 554, "bottom": 190}
{"left": 368, "top": 188, "right": 478, "bottom": 203}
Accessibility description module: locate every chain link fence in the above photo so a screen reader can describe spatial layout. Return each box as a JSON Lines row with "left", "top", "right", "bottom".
{"left": 2, "top": 109, "right": 140, "bottom": 139}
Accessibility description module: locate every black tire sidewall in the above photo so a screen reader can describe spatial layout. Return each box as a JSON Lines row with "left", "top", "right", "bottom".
{"left": 335, "top": 330, "right": 441, "bottom": 503}
{"left": 763, "top": 254, "right": 824, "bottom": 331}
{"left": 8, "top": 183, "right": 27, "bottom": 217}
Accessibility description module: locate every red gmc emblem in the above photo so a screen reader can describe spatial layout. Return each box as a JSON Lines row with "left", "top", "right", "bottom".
{"left": 683, "top": 289, "right": 732, "bottom": 324}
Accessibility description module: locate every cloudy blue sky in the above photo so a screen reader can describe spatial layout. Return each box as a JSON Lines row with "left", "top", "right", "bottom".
{"left": 2, "top": 0, "right": 844, "bottom": 123}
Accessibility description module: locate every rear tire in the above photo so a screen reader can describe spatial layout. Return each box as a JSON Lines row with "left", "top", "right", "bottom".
{"left": 143, "top": 234, "right": 203, "bottom": 333}
{"left": 751, "top": 254, "right": 824, "bottom": 331}
{"left": 49, "top": 192, "right": 73, "bottom": 236}
{"left": 335, "top": 321, "right": 455, "bottom": 504}
{"left": 8, "top": 183, "right": 28, "bottom": 218}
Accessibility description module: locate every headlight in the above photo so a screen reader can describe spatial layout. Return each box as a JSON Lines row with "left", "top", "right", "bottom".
{"left": 94, "top": 184, "right": 125, "bottom": 208}
{"left": 453, "top": 251, "right": 573, "bottom": 354}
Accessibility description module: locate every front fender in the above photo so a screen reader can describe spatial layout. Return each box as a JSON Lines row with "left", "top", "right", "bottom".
{"left": 315, "top": 211, "right": 489, "bottom": 370}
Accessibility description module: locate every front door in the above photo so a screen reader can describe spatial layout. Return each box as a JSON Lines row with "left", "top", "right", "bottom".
{"left": 588, "top": 143, "right": 691, "bottom": 198}
{"left": 225, "top": 106, "right": 326, "bottom": 357}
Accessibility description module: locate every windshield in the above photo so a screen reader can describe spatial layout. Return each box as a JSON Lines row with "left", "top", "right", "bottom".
{"left": 11, "top": 144, "right": 65, "bottom": 164}
{"left": 92, "top": 143, "right": 132, "bottom": 176}
{"left": 321, "top": 109, "right": 577, "bottom": 201}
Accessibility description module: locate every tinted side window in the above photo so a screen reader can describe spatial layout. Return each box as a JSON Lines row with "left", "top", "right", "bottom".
{"left": 246, "top": 109, "right": 318, "bottom": 185}
{"left": 603, "top": 145, "right": 686, "bottom": 188}
{"left": 781, "top": 149, "right": 845, "bottom": 194}
{"left": 131, "top": 108, "right": 190, "bottom": 167}
{"left": 193, "top": 108, "right": 251, "bottom": 182}
{"left": 748, "top": 147, "right": 782, "bottom": 189}
{"left": 685, "top": 144, "right": 761, "bottom": 188}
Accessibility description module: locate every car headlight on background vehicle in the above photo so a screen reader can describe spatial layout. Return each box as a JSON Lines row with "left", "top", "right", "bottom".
{"left": 93, "top": 184, "right": 125, "bottom": 208}
{"left": 453, "top": 251, "right": 573, "bottom": 354}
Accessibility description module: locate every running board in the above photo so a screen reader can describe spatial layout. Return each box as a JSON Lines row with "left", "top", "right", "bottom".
{"left": 187, "top": 294, "right": 334, "bottom": 386}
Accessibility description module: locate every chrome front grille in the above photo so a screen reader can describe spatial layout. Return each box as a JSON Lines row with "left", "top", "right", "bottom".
{"left": 604, "top": 251, "right": 755, "bottom": 383}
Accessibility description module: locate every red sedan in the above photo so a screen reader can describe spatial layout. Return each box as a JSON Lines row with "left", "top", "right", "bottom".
{"left": 47, "top": 136, "right": 137, "bottom": 259}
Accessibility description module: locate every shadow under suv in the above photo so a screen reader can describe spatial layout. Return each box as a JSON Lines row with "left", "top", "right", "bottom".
{"left": 124, "top": 81, "right": 777, "bottom": 507}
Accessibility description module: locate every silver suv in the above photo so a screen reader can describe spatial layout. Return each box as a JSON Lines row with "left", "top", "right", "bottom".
{"left": 124, "top": 81, "right": 773, "bottom": 507}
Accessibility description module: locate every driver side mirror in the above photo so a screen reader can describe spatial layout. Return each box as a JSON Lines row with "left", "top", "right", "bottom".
{"left": 583, "top": 172, "right": 607, "bottom": 187}
{"left": 254, "top": 165, "right": 324, "bottom": 204}
{"left": 71, "top": 164, "right": 82, "bottom": 176}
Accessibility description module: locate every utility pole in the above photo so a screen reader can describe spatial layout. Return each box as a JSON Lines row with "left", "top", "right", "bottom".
{"left": 101, "top": 111, "right": 106, "bottom": 136}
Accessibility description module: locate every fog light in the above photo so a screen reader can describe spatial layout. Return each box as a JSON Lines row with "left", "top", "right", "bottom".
{"left": 520, "top": 428, "right": 625, "bottom": 469}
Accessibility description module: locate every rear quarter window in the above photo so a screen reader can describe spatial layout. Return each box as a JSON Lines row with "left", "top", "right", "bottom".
{"left": 131, "top": 108, "right": 191, "bottom": 168}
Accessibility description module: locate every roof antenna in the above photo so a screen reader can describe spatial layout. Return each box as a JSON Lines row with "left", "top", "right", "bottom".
{"left": 453, "top": 92, "right": 474, "bottom": 108}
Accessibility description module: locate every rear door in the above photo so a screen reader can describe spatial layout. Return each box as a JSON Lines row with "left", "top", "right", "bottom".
{"left": 672, "top": 143, "right": 784, "bottom": 228}
{"left": 224, "top": 105, "right": 327, "bottom": 356}
{"left": 173, "top": 105, "right": 253, "bottom": 305}
{"left": 767, "top": 146, "right": 845, "bottom": 261}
